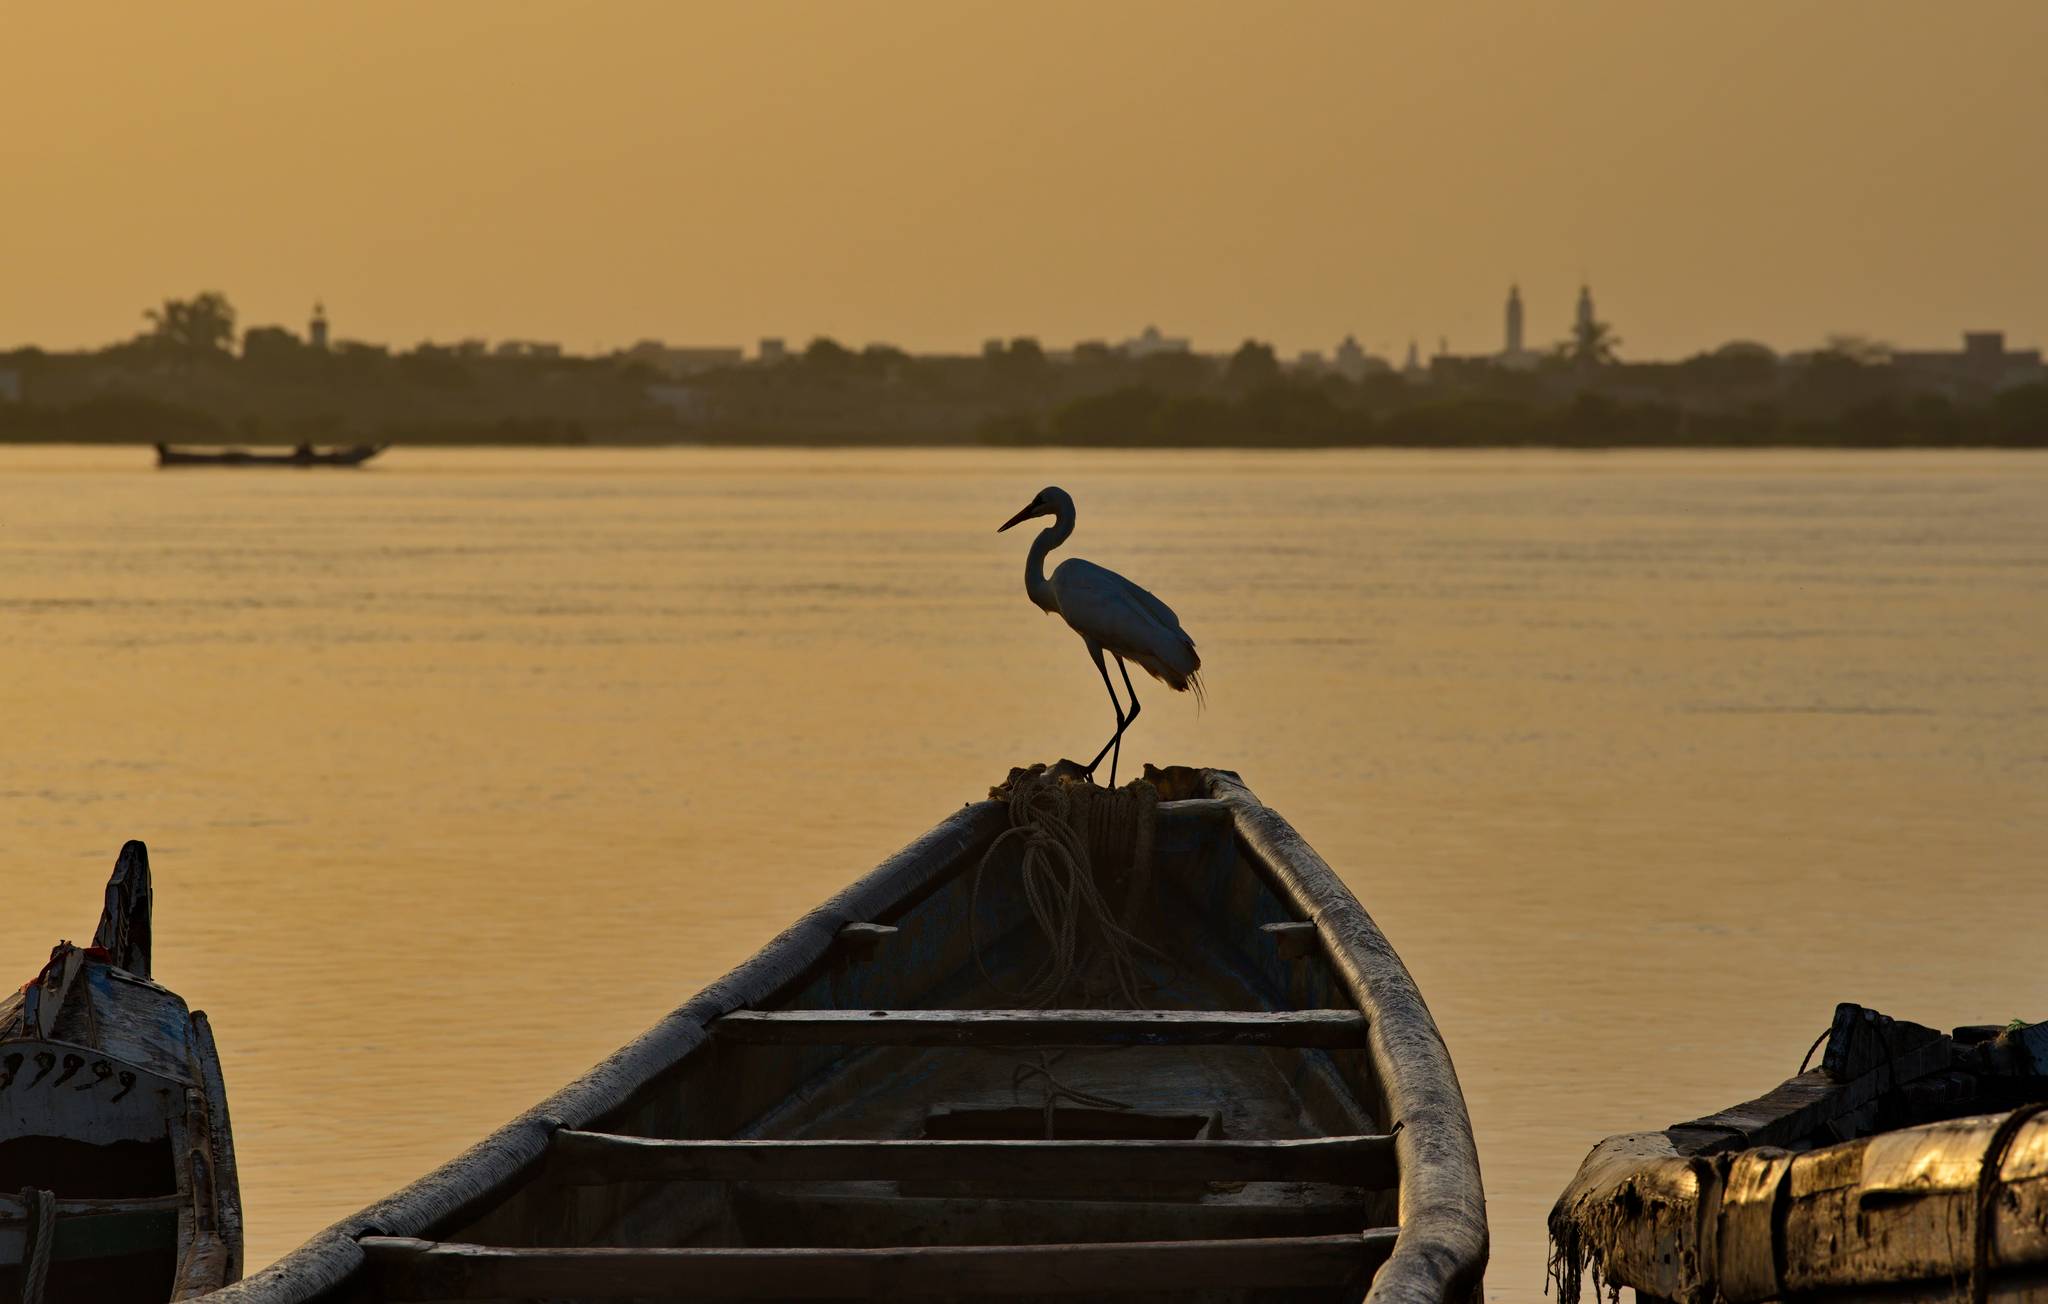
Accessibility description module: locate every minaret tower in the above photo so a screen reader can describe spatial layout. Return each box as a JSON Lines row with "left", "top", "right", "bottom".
{"left": 1575, "top": 284, "right": 1595, "bottom": 335}
{"left": 1505, "top": 284, "right": 1524, "bottom": 357}
{"left": 309, "top": 302, "right": 329, "bottom": 351}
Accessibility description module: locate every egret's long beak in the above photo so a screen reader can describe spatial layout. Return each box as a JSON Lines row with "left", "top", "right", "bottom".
{"left": 998, "top": 502, "right": 1039, "bottom": 533}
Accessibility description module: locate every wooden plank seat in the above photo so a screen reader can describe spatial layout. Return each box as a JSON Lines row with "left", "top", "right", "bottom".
{"left": 548, "top": 1129, "right": 1398, "bottom": 1187}
{"left": 0, "top": 1193, "right": 185, "bottom": 1265}
{"left": 711, "top": 1008, "right": 1371, "bottom": 1048}
{"left": 359, "top": 1229, "right": 1398, "bottom": 1299}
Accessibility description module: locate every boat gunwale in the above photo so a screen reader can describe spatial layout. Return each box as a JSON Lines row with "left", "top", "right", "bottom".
{"left": 1205, "top": 770, "right": 1488, "bottom": 1304}
{"left": 207, "top": 770, "right": 1488, "bottom": 1303}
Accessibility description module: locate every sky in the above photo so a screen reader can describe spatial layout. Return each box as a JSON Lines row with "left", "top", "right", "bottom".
{"left": 4, "top": 1, "right": 2046, "bottom": 361}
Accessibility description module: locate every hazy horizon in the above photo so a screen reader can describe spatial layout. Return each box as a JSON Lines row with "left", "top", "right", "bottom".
{"left": 5, "top": 2, "right": 2046, "bottom": 359}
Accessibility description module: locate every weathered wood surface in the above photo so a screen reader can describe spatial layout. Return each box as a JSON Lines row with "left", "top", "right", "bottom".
{"left": 190, "top": 1007, "right": 245, "bottom": 1284}
{"left": 1550, "top": 1096, "right": 2048, "bottom": 1302}
{"left": 92, "top": 838, "right": 154, "bottom": 978}
{"left": 0, "top": 1200, "right": 182, "bottom": 1266}
{"left": 549, "top": 1128, "right": 1398, "bottom": 1186}
{"left": 209, "top": 769, "right": 1479, "bottom": 1303}
{"left": 359, "top": 1230, "right": 1397, "bottom": 1299}
{"left": 1261, "top": 920, "right": 1321, "bottom": 961}
{"left": 835, "top": 922, "right": 899, "bottom": 955}
{"left": 712, "top": 1007, "right": 1372, "bottom": 1048}
{"left": 1204, "top": 769, "right": 1488, "bottom": 1304}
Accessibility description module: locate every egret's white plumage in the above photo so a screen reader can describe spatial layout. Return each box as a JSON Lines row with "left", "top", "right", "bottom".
{"left": 999, "top": 486, "right": 1203, "bottom": 784}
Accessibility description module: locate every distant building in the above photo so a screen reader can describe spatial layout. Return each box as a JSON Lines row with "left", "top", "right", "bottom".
{"left": 1294, "top": 350, "right": 1326, "bottom": 372}
{"left": 494, "top": 340, "right": 563, "bottom": 359}
{"left": 645, "top": 384, "right": 709, "bottom": 422}
{"left": 758, "top": 337, "right": 788, "bottom": 365}
{"left": 1121, "top": 324, "right": 1190, "bottom": 358}
{"left": 1575, "top": 284, "right": 1596, "bottom": 336}
{"left": 1402, "top": 340, "right": 1425, "bottom": 381}
{"left": 1498, "top": 284, "right": 1539, "bottom": 370}
{"left": 1322, "top": 335, "right": 1389, "bottom": 381}
{"left": 625, "top": 341, "right": 745, "bottom": 378}
{"left": 0, "top": 368, "right": 20, "bottom": 403}
{"left": 1892, "top": 331, "right": 2045, "bottom": 395}
{"left": 308, "top": 302, "right": 329, "bottom": 351}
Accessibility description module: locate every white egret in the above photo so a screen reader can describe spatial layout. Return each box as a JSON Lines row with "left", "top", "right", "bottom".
{"left": 999, "top": 486, "right": 1203, "bottom": 786}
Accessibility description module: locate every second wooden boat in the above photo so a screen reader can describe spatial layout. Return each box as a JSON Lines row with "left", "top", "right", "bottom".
{"left": 0, "top": 841, "right": 242, "bottom": 1303}
{"left": 210, "top": 764, "right": 1487, "bottom": 1302}
{"left": 1550, "top": 1002, "right": 2048, "bottom": 1303}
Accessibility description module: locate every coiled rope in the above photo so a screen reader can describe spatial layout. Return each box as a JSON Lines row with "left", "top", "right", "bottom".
{"left": 969, "top": 769, "right": 1163, "bottom": 1008}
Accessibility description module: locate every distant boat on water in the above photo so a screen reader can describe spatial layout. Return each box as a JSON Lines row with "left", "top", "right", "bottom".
{"left": 154, "top": 443, "right": 386, "bottom": 468}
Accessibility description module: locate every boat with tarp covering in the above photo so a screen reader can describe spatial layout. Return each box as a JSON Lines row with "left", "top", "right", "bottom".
{"left": 1550, "top": 1001, "right": 2048, "bottom": 1303}
{"left": 206, "top": 764, "right": 1487, "bottom": 1303}
{"left": 0, "top": 841, "right": 242, "bottom": 1302}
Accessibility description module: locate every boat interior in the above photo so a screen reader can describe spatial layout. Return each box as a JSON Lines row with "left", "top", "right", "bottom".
{"left": 354, "top": 781, "right": 1410, "bottom": 1300}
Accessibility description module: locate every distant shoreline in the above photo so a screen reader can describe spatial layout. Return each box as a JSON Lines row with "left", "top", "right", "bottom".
{"left": 5, "top": 433, "right": 2045, "bottom": 452}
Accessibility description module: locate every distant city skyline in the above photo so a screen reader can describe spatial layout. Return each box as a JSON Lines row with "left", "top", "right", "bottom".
{"left": 3, "top": 4, "right": 2044, "bottom": 358}
{"left": 11, "top": 282, "right": 2043, "bottom": 370}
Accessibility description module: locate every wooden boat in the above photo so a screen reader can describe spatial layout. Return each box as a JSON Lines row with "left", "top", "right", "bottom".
{"left": 1550, "top": 1001, "right": 2048, "bottom": 1303}
{"left": 212, "top": 764, "right": 1487, "bottom": 1302}
{"left": 154, "top": 444, "right": 386, "bottom": 468}
{"left": 1, "top": 841, "right": 242, "bottom": 1302}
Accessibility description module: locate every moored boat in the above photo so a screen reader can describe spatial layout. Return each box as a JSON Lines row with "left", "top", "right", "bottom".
{"left": 154, "top": 444, "right": 386, "bottom": 468}
{"left": 1550, "top": 1002, "right": 2048, "bottom": 1303}
{"left": 210, "top": 764, "right": 1487, "bottom": 1302}
{"left": 1, "top": 841, "right": 242, "bottom": 1302}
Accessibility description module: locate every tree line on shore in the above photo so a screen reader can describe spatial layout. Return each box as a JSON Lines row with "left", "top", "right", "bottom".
{"left": 3, "top": 293, "right": 2044, "bottom": 448}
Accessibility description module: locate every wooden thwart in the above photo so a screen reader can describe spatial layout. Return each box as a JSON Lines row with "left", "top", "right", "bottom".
{"left": 549, "top": 1129, "right": 1397, "bottom": 1187}
{"left": 359, "top": 1229, "right": 1396, "bottom": 1299}
{"left": 835, "top": 922, "right": 899, "bottom": 954}
{"left": 1261, "top": 921, "right": 1320, "bottom": 961}
{"left": 711, "top": 1008, "right": 1370, "bottom": 1048}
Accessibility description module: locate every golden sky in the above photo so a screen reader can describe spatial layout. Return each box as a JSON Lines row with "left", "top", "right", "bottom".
{"left": 6, "top": 1, "right": 2045, "bottom": 360}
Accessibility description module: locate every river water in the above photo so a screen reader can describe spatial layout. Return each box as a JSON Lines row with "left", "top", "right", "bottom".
{"left": 2, "top": 445, "right": 2044, "bottom": 1298}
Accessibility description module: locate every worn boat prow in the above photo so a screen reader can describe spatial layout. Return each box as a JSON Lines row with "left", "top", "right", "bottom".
{"left": 1, "top": 841, "right": 242, "bottom": 1302}
{"left": 212, "top": 764, "right": 1486, "bottom": 1302}
{"left": 1550, "top": 1002, "right": 2048, "bottom": 1303}
{"left": 154, "top": 444, "right": 386, "bottom": 468}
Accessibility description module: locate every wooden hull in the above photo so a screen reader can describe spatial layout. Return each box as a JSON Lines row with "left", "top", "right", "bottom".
{"left": 209, "top": 766, "right": 1487, "bottom": 1302}
{"left": 1, "top": 842, "right": 243, "bottom": 1302}
{"left": 1550, "top": 1003, "right": 2048, "bottom": 1303}
{"left": 154, "top": 444, "right": 386, "bottom": 468}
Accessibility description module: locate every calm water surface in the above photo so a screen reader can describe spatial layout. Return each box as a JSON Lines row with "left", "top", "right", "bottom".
{"left": 3, "top": 446, "right": 2044, "bottom": 1299}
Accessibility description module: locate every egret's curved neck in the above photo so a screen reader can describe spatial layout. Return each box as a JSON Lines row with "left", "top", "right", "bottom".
{"left": 1025, "top": 507, "right": 1073, "bottom": 614}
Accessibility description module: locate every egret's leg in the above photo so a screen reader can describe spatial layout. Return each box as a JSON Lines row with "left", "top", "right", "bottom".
{"left": 1082, "top": 644, "right": 1125, "bottom": 779}
{"left": 1107, "top": 656, "right": 1143, "bottom": 787}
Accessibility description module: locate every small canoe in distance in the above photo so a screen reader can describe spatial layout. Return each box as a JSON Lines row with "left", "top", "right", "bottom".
{"left": 211, "top": 764, "right": 1488, "bottom": 1303}
{"left": 0, "top": 841, "right": 242, "bottom": 1302}
{"left": 1549, "top": 1002, "right": 2048, "bottom": 1304}
{"left": 154, "top": 443, "right": 387, "bottom": 468}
